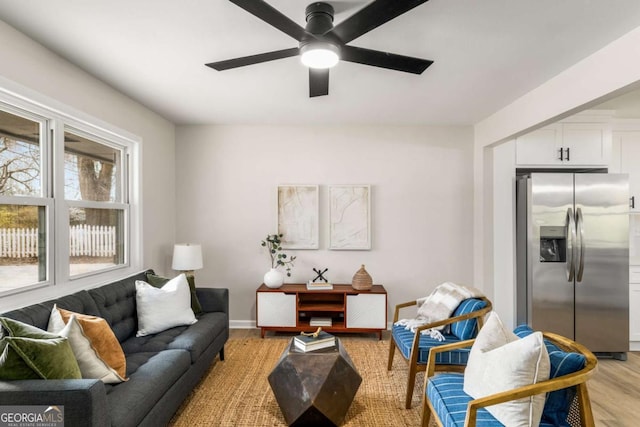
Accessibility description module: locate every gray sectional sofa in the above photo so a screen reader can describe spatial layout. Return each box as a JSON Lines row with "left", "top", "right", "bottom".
{"left": 0, "top": 269, "right": 229, "bottom": 427}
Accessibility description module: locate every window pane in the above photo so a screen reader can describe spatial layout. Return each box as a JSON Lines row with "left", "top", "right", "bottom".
{"left": 65, "top": 131, "right": 120, "bottom": 202}
{"left": 69, "top": 207, "right": 124, "bottom": 276}
{"left": 0, "top": 204, "right": 46, "bottom": 292}
{"left": 0, "top": 110, "right": 41, "bottom": 197}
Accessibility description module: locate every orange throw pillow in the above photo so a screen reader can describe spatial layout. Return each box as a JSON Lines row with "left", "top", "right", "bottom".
{"left": 57, "top": 308, "right": 127, "bottom": 379}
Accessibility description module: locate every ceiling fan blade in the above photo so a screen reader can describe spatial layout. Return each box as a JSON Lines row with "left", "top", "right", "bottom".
{"left": 329, "top": 0, "right": 430, "bottom": 44}
{"left": 309, "top": 68, "right": 329, "bottom": 97}
{"left": 229, "top": 0, "right": 308, "bottom": 42}
{"left": 340, "top": 45, "right": 433, "bottom": 74}
{"left": 206, "top": 48, "right": 299, "bottom": 71}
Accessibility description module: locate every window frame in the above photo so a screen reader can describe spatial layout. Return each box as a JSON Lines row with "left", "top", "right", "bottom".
{"left": 0, "top": 87, "right": 141, "bottom": 297}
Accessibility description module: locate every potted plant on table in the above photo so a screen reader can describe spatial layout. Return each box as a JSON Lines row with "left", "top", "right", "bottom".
{"left": 261, "top": 234, "right": 296, "bottom": 288}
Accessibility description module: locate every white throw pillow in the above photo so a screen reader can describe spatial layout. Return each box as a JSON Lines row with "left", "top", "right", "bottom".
{"left": 463, "top": 312, "right": 550, "bottom": 427}
{"left": 135, "top": 273, "right": 197, "bottom": 337}
{"left": 47, "top": 308, "right": 126, "bottom": 383}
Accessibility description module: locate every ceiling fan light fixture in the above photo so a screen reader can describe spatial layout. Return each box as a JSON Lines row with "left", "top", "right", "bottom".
{"left": 300, "top": 42, "right": 340, "bottom": 69}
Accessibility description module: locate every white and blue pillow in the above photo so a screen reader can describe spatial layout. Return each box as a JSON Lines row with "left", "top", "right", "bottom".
{"left": 514, "top": 325, "right": 587, "bottom": 426}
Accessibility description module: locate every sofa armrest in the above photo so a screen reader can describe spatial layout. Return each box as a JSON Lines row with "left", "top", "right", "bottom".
{"left": 0, "top": 379, "right": 109, "bottom": 427}
{"left": 196, "top": 287, "right": 229, "bottom": 314}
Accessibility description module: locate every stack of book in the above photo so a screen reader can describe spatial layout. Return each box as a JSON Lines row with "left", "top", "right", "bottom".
{"left": 309, "top": 317, "right": 332, "bottom": 327}
{"left": 306, "top": 280, "right": 333, "bottom": 290}
{"left": 294, "top": 331, "right": 336, "bottom": 352}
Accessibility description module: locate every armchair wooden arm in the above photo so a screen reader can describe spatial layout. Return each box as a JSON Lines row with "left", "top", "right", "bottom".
{"left": 423, "top": 331, "right": 598, "bottom": 427}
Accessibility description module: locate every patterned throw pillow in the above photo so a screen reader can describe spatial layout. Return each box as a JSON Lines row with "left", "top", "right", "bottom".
{"left": 0, "top": 317, "right": 81, "bottom": 380}
{"left": 450, "top": 298, "right": 487, "bottom": 340}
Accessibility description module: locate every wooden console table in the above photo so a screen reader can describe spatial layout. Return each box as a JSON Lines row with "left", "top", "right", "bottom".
{"left": 256, "top": 283, "right": 387, "bottom": 339}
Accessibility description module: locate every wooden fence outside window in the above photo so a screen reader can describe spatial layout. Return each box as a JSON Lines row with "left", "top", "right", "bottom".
{"left": 0, "top": 225, "right": 116, "bottom": 258}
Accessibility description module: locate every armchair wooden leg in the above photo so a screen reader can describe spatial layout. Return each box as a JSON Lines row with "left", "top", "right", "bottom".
{"left": 387, "top": 336, "right": 397, "bottom": 371}
{"left": 405, "top": 365, "right": 417, "bottom": 409}
{"left": 421, "top": 394, "right": 432, "bottom": 427}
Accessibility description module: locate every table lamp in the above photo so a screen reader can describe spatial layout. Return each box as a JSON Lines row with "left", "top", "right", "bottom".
{"left": 172, "top": 243, "right": 203, "bottom": 284}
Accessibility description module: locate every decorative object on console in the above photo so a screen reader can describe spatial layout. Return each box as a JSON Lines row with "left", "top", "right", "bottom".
{"left": 261, "top": 233, "right": 297, "bottom": 288}
{"left": 306, "top": 281, "right": 333, "bottom": 290}
{"left": 329, "top": 185, "right": 371, "bottom": 250}
{"left": 311, "top": 267, "right": 329, "bottom": 282}
{"left": 172, "top": 243, "right": 203, "bottom": 283}
{"left": 294, "top": 329, "right": 336, "bottom": 352}
{"left": 277, "top": 185, "right": 319, "bottom": 249}
{"left": 352, "top": 264, "right": 373, "bottom": 290}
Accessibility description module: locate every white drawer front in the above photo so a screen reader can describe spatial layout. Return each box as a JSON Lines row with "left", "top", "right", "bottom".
{"left": 630, "top": 267, "right": 640, "bottom": 283}
{"left": 346, "top": 294, "right": 386, "bottom": 329}
{"left": 257, "top": 292, "right": 296, "bottom": 327}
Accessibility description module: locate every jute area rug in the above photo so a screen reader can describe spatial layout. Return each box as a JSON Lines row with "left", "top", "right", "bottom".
{"left": 169, "top": 334, "right": 425, "bottom": 426}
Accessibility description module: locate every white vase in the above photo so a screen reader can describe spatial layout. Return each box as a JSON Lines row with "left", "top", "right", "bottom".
{"left": 264, "top": 268, "right": 285, "bottom": 288}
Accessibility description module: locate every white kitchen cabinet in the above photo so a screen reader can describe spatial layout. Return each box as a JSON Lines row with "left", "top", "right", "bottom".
{"left": 615, "top": 131, "right": 640, "bottom": 212}
{"left": 630, "top": 282, "right": 640, "bottom": 343}
{"left": 516, "top": 123, "right": 610, "bottom": 167}
{"left": 629, "top": 267, "right": 640, "bottom": 347}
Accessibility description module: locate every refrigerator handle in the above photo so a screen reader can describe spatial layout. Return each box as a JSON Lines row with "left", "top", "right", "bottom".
{"left": 566, "top": 207, "right": 576, "bottom": 281}
{"left": 576, "top": 207, "right": 585, "bottom": 282}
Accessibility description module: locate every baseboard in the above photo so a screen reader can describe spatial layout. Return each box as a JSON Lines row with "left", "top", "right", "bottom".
{"left": 230, "top": 320, "right": 256, "bottom": 329}
{"left": 630, "top": 341, "right": 640, "bottom": 351}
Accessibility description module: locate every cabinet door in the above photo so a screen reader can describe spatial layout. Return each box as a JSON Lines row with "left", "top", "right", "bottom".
{"left": 617, "top": 131, "right": 640, "bottom": 212}
{"left": 630, "top": 283, "right": 640, "bottom": 341}
{"left": 562, "top": 123, "right": 609, "bottom": 166}
{"left": 515, "top": 125, "right": 562, "bottom": 165}
{"left": 346, "top": 294, "right": 386, "bottom": 329}
{"left": 257, "top": 292, "right": 296, "bottom": 327}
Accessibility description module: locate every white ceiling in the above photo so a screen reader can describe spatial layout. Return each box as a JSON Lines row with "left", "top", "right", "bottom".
{"left": 1, "top": 0, "right": 640, "bottom": 126}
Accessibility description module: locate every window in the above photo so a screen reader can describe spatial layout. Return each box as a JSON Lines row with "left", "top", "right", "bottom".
{"left": 64, "top": 129, "right": 127, "bottom": 277}
{"left": 0, "top": 97, "right": 136, "bottom": 295}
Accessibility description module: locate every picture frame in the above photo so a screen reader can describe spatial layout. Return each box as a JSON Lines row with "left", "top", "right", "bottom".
{"left": 329, "top": 184, "right": 371, "bottom": 250}
{"left": 277, "top": 184, "right": 319, "bottom": 249}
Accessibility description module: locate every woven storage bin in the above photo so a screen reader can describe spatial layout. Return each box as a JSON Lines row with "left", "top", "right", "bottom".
{"left": 352, "top": 264, "right": 373, "bottom": 290}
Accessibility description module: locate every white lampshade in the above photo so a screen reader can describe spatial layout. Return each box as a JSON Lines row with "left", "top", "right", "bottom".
{"left": 172, "top": 243, "right": 203, "bottom": 271}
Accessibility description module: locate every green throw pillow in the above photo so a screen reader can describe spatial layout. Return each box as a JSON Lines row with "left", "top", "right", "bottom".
{"left": 146, "top": 273, "right": 203, "bottom": 314}
{"left": 0, "top": 317, "right": 82, "bottom": 380}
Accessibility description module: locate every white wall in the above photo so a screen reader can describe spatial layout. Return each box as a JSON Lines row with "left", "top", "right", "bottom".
{"left": 175, "top": 124, "right": 474, "bottom": 326}
{"left": 0, "top": 20, "right": 176, "bottom": 311}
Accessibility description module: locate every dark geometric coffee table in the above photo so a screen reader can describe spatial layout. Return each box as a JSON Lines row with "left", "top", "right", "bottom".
{"left": 268, "top": 338, "right": 362, "bottom": 426}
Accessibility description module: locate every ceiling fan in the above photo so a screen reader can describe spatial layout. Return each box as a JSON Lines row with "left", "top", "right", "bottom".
{"left": 206, "top": 0, "right": 433, "bottom": 97}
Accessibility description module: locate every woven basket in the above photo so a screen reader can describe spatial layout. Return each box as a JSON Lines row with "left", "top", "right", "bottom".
{"left": 352, "top": 264, "right": 373, "bottom": 290}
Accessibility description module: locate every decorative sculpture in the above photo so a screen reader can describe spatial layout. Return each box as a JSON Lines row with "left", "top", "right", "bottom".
{"left": 311, "top": 268, "right": 329, "bottom": 283}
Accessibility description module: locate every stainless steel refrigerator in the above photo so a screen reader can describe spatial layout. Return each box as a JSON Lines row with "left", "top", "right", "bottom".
{"left": 516, "top": 172, "right": 629, "bottom": 358}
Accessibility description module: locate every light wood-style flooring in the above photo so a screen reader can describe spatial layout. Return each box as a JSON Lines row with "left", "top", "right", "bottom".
{"left": 229, "top": 329, "right": 640, "bottom": 426}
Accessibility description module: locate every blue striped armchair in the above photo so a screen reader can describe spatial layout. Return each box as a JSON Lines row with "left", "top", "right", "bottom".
{"left": 422, "top": 330, "right": 597, "bottom": 427}
{"left": 387, "top": 297, "right": 492, "bottom": 409}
